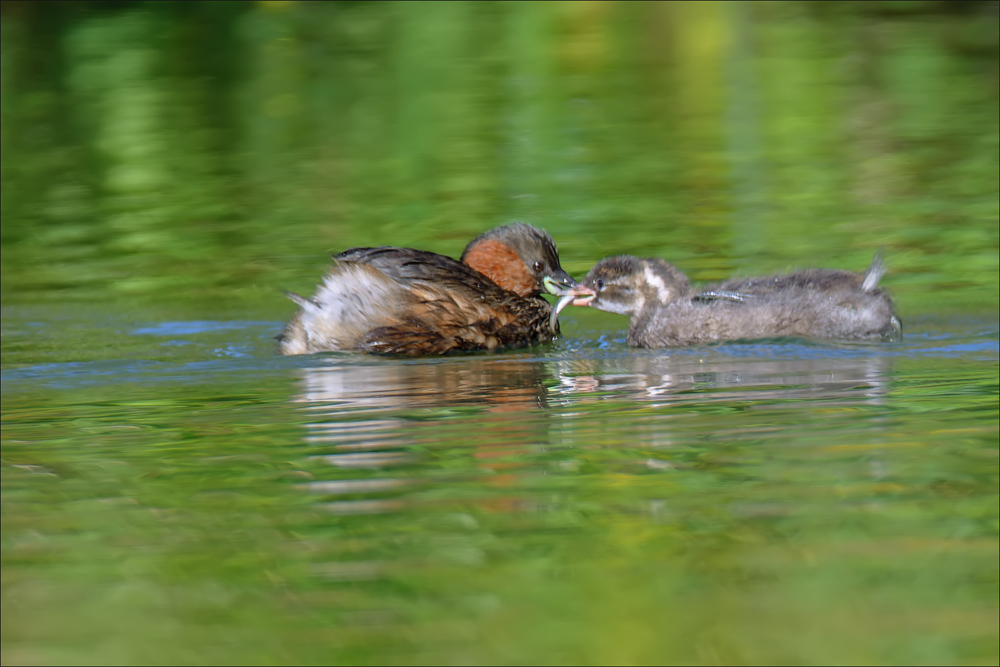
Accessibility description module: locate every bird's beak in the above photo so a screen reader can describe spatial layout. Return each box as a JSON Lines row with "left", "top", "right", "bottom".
{"left": 542, "top": 270, "right": 580, "bottom": 296}
{"left": 564, "top": 284, "right": 596, "bottom": 306}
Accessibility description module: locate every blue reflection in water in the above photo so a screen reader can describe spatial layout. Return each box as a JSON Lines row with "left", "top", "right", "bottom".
{"left": 132, "top": 320, "right": 276, "bottom": 336}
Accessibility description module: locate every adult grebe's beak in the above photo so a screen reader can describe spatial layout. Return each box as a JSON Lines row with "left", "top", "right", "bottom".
{"left": 542, "top": 268, "right": 579, "bottom": 296}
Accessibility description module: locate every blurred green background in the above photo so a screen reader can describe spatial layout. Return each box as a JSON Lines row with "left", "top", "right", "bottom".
{"left": 2, "top": 0, "right": 997, "bottom": 315}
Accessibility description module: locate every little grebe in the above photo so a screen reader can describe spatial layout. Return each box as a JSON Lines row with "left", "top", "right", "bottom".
{"left": 559, "top": 254, "right": 902, "bottom": 347}
{"left": 278, "top": 223, "right": 579, "bottom": 356}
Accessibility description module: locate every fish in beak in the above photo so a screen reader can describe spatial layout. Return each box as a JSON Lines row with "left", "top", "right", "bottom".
{"left": 548, "top": 284, "right": 597, "bottom": 334}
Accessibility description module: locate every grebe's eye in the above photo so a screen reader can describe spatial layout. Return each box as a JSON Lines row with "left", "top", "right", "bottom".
{"left": 533, "top": 261, "right": 543, "bottom": 273}
{"left": 595, "top": 279, "right": 605, "bottom": 291}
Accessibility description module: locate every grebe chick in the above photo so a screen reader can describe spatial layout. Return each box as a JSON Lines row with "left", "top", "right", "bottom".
{"left": 561, "top": 254, "right": 901, "bottom": 347}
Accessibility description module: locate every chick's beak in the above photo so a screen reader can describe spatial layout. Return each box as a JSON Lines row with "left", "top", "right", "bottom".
{"left": 567, "top": 284, "right": 596, "bottom": 306}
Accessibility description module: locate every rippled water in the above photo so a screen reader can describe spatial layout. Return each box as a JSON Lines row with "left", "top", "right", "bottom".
{"left": 3, "top": 1, "right": 998, "bottom": 664}
{"left": 3, "top": 308, "right": 997, "bottom": 664}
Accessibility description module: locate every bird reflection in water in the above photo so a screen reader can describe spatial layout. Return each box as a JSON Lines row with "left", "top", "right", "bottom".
{"left": 291, "top": 355, "right": 555, "bottom": 517}
{"left": 544, "top": 348, "right": 895, "bottom": 460}
{"left": 288, "top": 347, "right": 895, "bottom": 586}
{"left": 547, "top": 350, "right": 893, "bottom": 405}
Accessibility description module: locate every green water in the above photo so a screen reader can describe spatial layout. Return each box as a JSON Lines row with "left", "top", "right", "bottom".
{"left": 2, "top": 2, "right": 998, "bottom": 664}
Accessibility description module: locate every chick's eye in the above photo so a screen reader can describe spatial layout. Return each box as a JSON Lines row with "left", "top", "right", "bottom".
{"left": 595, "top": 279, "right": 605, "bottom": 291}
{"left": 533, "top": 261, "right": 543, "bottom": 273}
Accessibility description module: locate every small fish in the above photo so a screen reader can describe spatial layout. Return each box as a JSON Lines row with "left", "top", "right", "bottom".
{"left": 550, "top": 293, "right": 577, "bottom": 334}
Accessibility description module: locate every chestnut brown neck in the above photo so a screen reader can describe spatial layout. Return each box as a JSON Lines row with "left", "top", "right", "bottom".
{"left": 462, "top": 239, "right": 538, "bottom": 297}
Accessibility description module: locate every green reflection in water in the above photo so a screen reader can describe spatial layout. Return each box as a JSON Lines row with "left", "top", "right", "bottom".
{"left": 2, "top": 341, "right": 998, "bottom": 664}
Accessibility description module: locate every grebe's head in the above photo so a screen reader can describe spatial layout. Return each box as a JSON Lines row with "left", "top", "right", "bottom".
{"left": 567, "top": 256, "right": 690, "bottom": 316}
{"left": 461, "top": 223, "right": 578, "bottom": 298}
